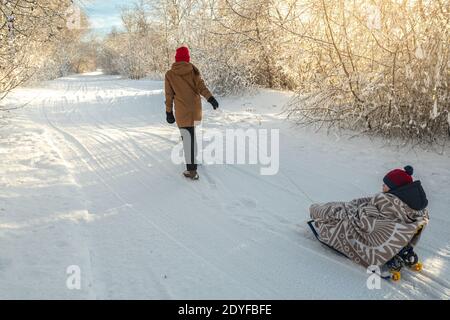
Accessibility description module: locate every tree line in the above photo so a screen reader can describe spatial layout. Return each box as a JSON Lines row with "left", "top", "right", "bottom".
{"left": 97, "top": 0, "right": 449, "bottom": 143}
{"left": 1, "top": 0, "right": 448, "bottom": 143}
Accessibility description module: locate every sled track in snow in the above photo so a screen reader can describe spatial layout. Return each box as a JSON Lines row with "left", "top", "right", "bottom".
{"left": 41, "top": 80, "right": 266, "bottom": 298}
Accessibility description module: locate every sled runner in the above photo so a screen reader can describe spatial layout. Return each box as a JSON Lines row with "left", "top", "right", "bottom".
{"left": 382, "top": 225, "right": 424, "bottom": 281}
{"left": 307, "top": 220, "right": 348, "bottom": 259}
{"left": 307, "top": 220, "right": 424, "bottom": 281}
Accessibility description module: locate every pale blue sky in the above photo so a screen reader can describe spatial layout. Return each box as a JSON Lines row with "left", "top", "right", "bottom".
{"left": 79, "top": 0, "right": 130, "bottom": 35}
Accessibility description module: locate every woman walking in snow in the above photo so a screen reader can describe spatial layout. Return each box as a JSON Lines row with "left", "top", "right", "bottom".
{"left": 164, "top": 46, "right": 219, "bottom": 180}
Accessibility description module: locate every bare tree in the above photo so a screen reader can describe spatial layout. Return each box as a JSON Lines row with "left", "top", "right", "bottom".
{"left": 1, "top": 0, "right": 90, "bottom": 109}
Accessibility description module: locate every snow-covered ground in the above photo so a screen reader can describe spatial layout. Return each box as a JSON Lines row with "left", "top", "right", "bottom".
{"left": 0, "top": 72, "right": 449, "bottom": 299}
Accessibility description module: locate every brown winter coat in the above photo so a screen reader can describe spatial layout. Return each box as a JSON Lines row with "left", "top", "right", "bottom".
{"left": 165, "top": 62, "right": 213, "bottom": 128}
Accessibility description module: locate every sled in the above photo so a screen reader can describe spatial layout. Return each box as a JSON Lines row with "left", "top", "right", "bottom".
{"left": 307, "top": 220, "right": 424, "bottom": 282}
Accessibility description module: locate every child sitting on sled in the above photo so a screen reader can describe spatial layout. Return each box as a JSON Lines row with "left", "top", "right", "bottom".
{"left": 308, "top": 165, "right": 429, "bottom": 280}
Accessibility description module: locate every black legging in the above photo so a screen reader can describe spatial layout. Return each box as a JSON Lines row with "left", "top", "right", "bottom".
{"left": 180, "top": 127, "right": 197, "bottom": 171}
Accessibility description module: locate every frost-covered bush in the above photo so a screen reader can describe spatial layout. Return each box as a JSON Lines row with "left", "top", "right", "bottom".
{"left": 97, "top": 0, "right": 449, "bottom": 142}
{"left": 192, "top": 46, "right": 255, "bottom": 96}
{"left": 0, "top": 0, "right": 90, "bottom": 105}
{"left": 284, "top": 0, "right": 449, "bottom": 142}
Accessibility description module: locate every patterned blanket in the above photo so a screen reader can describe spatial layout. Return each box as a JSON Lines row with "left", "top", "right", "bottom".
{"left": 309, "top": 193, "right": 429, "bottom": 267}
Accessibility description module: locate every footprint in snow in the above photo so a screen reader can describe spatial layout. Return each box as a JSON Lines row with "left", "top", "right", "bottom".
{"left": 239, "top": 197, "right": 257, "bottom": 209}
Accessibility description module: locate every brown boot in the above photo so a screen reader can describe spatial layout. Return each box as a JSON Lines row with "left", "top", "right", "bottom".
{"left": 183, "top": 170, "right": 199, "bottom": 180}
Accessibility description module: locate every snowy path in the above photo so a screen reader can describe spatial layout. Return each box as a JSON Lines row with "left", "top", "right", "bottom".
{"left": 1, "top": 72, "right": 449, "bottom": 299}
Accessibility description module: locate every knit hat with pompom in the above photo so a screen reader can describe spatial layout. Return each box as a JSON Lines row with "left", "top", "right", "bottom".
{"left": 383, "top": 165, "right": 414, "bottom": 190}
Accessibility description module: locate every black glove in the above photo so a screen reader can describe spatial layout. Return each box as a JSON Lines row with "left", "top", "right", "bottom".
{"left": 166, "top": 111, "right": 175, "bottom": 124}
{"left": 208, "top": 96, "right": 219, "bottom": 110}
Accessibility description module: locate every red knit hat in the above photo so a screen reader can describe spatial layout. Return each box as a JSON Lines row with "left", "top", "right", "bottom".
{"left": 383, "top": 166, "right": 414, "bottom": 190}
{"left": 175, "top": 46, "right": 190, "bottom": 63}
